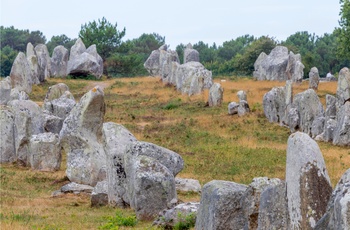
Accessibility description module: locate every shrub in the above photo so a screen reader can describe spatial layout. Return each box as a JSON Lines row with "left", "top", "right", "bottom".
{"left": 99, "top": 210, "right": 137, "bottom": 229}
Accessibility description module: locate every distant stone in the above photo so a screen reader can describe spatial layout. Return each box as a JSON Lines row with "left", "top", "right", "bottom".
{"left": 144, "top": 49, "right": 161, "bottom": 76}
{"left": 27, "top": 53, "right": 40, "bottom": 85}
{"left": 228, "top": 102, "right": 239, "bottom": 115}
{"left": 287, "top": 107, "right": 300, "bottom": 132}
{"left": 10, "top": 52, "right": 33, "bottom": 94}
{"left": 311, "top": 116, "right": 325, "bottom": 138}
{"left": 238, "top": 100, "right": 250, "bottom": 117}
{"left": 184, "top": 43, "right": 200, "bottom": 63}
{"left": 286, "top": 132, "right": 332, "bottom": 229}
{"left": 175, "top": 177, "right": 201, "bottom": 193}
{"left": 237, "top": 90, "right": 247, "bottom": 101}
{"left": 326, "top": 72, "right": 337, "bottom": 82}
{"left": 253, "top": 52, "right": 268, "bottom": 81}
{"left": 208, "top": 83, "right": 223, "bottom": 106}
{"left": 0, "top": 77, "right": 11, "bottom": 105}
{"left": 91, "top": 180, "right": 108, "bottom": 207}
{"left": 35, "top": 44, "right": 51, "bottom": 81}
{"left": 159, "top": 49, "right": 180, "bottom": 83}
{"left": 323, "top": 119, "right": 337, "bottom": 142}
{"left": 263, "top": 87, "right": 286, "bottom": 124}
{"left": 29, "top": 132, "right": 61, "bottom": 171}
{"left": 0, "top": 106, "right": 16, "bottom": 163}
{"left": 309, "top": 67, "right": 320, "bottom": 90}
{"left": 336, "top": 67, "right": 350, "bottom": 105}
{"left": 333, "top": 101, "right": 350, "bottom": 146}
{"left": 60, "top": 182, "right": 94, "bottom": 194}
{"left": 286, "top": 51, "right": 304, "bottom": 82}
{"left": 325, "top": 94, "right": 337, "bottom": 120}
{"left": 51, "top": 45, "right": 69, "bottom": 78}
{"left": 69, "top": 38, "right": 86, "bottom": 60}
{"left": 195, "top": 180, "right": 247, "bottom": 230}
{"left": 26, "top": 42, "right": 35, "bottom": 57}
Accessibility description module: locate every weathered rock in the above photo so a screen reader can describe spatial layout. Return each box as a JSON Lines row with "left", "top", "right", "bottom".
{"left": 168, "top": 61, "right": 180, "bottom": 86}
{"left": 325, "top": 94, "right": 337, "bottom": 120}
{"left": 10, "top": 88, "right": 29, "bottom": 101}
{"left": 285, "top": 80, "right": 293, "bottom": 107}
{"left": 311, "top": 116, "right": 325, "bottom": 138}
{"left": 8, "top": 100, "right": 44, "bottom": 166}
{"left": 67, "top": 39, "right": 103, "bottom": 79}
{"left": 0, "top": 106, "right": 16, "bottom": 163}
{"left": 43, "top": 111, "right": 63, "bottom": 134}
{"left": 337, "top": 67, "right": 350, "bottom": 105}
{"left": 154, "top": 202, "right": 200, "bottom": 229}
{"left": 51, "top": 45, "right": 69, "bottom": 78}
{"left": 291, "top": 89, "right": 325, "bottom": 135}
{"left": 144, "top": 49, "right": 161, "bottom": 76}
{"left": 241, "top": 177, "right": 282, "bottom": 230}
{"left": 286, "top": 132, "right": 332, "bottom": 229}
{"left": 263, "top": 87, "right": 286, "bottom": 124}
{"left": 286, "top": 52, "right": 304, "bottom": 82}
{"left": 238, "top": 100, "right": 250, "bottom": 117}
{"left": 175, "top": 178, "right": 201, "bottom": 193}
{"left": 44, "top": 83, "right": 72, "bottom": 101}
{"left": 26, "top": 42, "right": 35, "bottom": 57}
{"left": 288, "top": 107, "right": 300, "bottom": 132}
{"left": 0, "top": 77, "right": 11, "bottom": 105}
{"left": 314, "top": 168, "right": 350, "bottom": 230}
{"left": 175, "top": 61, "right": 213, "bottom": 96}
{"left": 102, "top": 122, "right": 137, "bottom": 207}
{"left": 309, "top": 67, "right": 320, "bottom": 90}
{"left": 237, "top": 90, "right": 247, "bottom": 101}
{"left": 91, "top": 180, "right": 108, "bottom": 207}
{"left": 253, "top": 52, "right": 268, "bottom": 81}
{"left": 60, "top": 182, "right": 94, "bottom": 194}
{"left": 124, "top": 154, "right": 177, "bottom": 220}
{"left": 159, "top": 49, "right": 180, "bottom": 83}
{"left": 228, "top": 102, "right": 239, "bottom": 115}
{"left": 184, "top": 43, "right": 200, "bottom": 63}
{"left": 10, "top": 52, "right": 33, "bottom": 94}
{"left": 35, "top": 44, "right": 51, "bottom": 81}
{"left": 326, "top": 72, "right": 337, "bottom": 82}
{"left": 324, "top": 119, "right": 337, "bottom": 142}
{"left": 258, "top": 180, "right": 288, "bottom": 230}
{"left": 333, "top": 101, "right": 350, "bottom": 146}
{"left": 195, "top": 180, "right": 248, "bottom": 230}
{"left": 27, "top": 53, "right": 40, "bottom": 85}
{"left": 29, "top": 132, "right": 61, "bottom": 171}
{"left": 208, "top": 83, "right": 223, "bottom": 106}
{"left": 59, "top": 86, "right": 106, "bottom": 186}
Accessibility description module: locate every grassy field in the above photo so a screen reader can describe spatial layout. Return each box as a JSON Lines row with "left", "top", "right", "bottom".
{"left": 1, "top": 76, "right": 349, "bottom": 229}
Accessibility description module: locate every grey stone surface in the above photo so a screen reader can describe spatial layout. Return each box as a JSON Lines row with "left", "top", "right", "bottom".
{"left": 228, "top": 102, "right": 239, "bottom": 115}
{"left": 333, "top": 101, "right": 350, "bottom": 146}
{"left": 10, "top": 52, "right": 33, "bottom": 94}
{"left": 309, "top": 67, "right": 320, "bottom": 90}
{"left": 43, "top": 111, "right": 63, "bottom": 134}
{"left": 286, "top": 132, "right": 332, "bottom": 229}
{"left": 44, "top": 83, "right": 72, "bottom": 101}
{"left": 311, "top": 116, "right": 325, "bottom": 138}
{"left": 27, "top": 54, "right": 40, "bottom": 85}
{"left": 159, "top": 48, "right": 180, "bottom": 83}
{"left": 10, "top": 88, "right": 29, "bottom": 101}
{"left": 34, "top": 44, "right": 51, "bottom": 82}
{"left": 144, "top": 49, "right": 161, "bottom": 76}
{"left": 325, "top": 94, "right": 337, "bottom": 120}
{"left": 51, "top": 45, "right": 69, "bottom": 78}
{"left": 0, "top": 77, "right": 11, "bottom": 105}
{"left": 287, "top": 107, "right": 300, "bottom": 132}
{"left": 237, "top": 90, "right": 247, "bottom": 101}
{"left": 324, "top": 119, "right": 338, "bottom": 142}
{"left": 29, "top": 132, "right": 61, "bottom": 171}
{"left": 102, "top": 122, "right": 137, "bottom": 207}
{"left": 184, "top": 43, "right": 200, "bottom": 63}
{"left": 208, "top": 83, "right": 223, "bottom": 106}
{"left": 59, "top": 86, "right": 106, "bottom": 186}
{"left": 60, "top": 182, "right": 94, "bottom": 194}
{"left": 286, "top": 51, "right": 304, "bottom": 82}
{"left": 263, "top": 87, "right": 286, "bottom": 124}
{"left": 175, "top": 177, "right": 201, "bottom": 193}
{"left": 0, "top": 106, "right": 16, "bottom": 163}
{"left": 195, "top": 180, "right": 248, "bottom": 230}
{"left": 91, "top": 180, "right": 108, "bottom": 207}
{"left": 253, "top": 52, "right": 268, "bottom": 81}
{"left": 26, "top": 42, "right": 35, "bottom": 57}
{"left": 337, "top": 67, "right": 350, "bottom": 105}
{"left": 238, "top": 100, "right": 250, "bottom": 117}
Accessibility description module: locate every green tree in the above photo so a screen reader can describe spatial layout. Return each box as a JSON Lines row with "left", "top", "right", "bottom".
{"left": 46, "top": 34, "right": 76, "bottom": 55}
{"left": 337, "top": 0, "right": 350, "bottom": 60}
{"left": 79, "top": 17, "right": 126, "bottom": 60}
{"left": 217, "top": 35, "right": 255, "bottom": 61}
{"left": 0, "top": 46, "right": 17, "bottom": 77}
{"left": 193, "top": 41, "right": 217, "bottom": 63}
{"left": 0, "top": 26, "right": 45, "bottom": 51}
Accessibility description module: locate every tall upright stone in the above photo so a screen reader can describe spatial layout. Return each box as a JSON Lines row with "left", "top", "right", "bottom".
{"left": 333, "top": 101, "right": 350, "bottom": 146}
{"left": 35, "top": 44, "right": 51, "bottom": 82}
{"left": 51, "top": 45, "right": 69, "bottom": 78}
{"left": 184, "top": 43, "right": 199, "bottom": 63}
{"left": 336, "top": 67, "right": 350, "bottom": 105}
{"left": 286, "top": 132, "right": 332, "bottom": 229}
{"left": 10, "top": 52, "right": 33, "bottom": 94}
{"left": 309, "top": 67, "right": 320, "bottom": 90}
{"left": 0, "top": 106, "right": 16, "bottom": 163}
{"left": 208, "top": 83, "right": 223, "bottom": 106}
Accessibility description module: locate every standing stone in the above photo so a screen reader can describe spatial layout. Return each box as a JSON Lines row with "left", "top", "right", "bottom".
{"left": 238, "top": 100, "right": 250, "bottom": 117}
{"left": 286, "top": 132, "right": 332, "bottom": 229}
{"left": 228, "top": 102, "right": 239, "bottom": 115}
{"left": 59, "top": 86, "right": 106, "bottom": 186}
{"left": 288, "top": 107, "right": 300, "bottom": 132}
{"left": 51, "top": 45, "right": 69, "bottom": 78}
{"left": 325, "top": 94, "right": 337, "bottom": 120}
{"left": 144, "top": 49, "right": 161, "bottom": 76}
{"left": 337, "top": 67, "right": 350, "bottom": 105}
{"left": 253, "top": 52, "right": 268, "bottom": 81}
{"left": 0, "top": 77, "right": 11, "bottom": 105}
{"left": 323, "top": 119, "right": 338, "bottom": 142}
{"left": 102, "top": 122, "right": 137, "bottom": 207}
{"left": 7, "top": 100, "right": 45, "bottom": 166}
{"left": 333, "top": 101, "right": 350, "bottom": 146}
{"left": 195, "top": 180, "right": 247, "bottom": 230}
{"left": 208, "top": 83, "right": 223, "bottom": 106}
{"left": 286, "top": 52, "right": 304, "bottom": 83}
{"left": 263, "top": 87, "right": 286, "bottom": 124}
{"left": 309, "top": 67, "right": 320, "bottom": 90}
{"left": 10, "top": 52, "right": 33, "bottom": 94}
{"left": 69, "top": 38, "right": 86, "bottom": 61}
{"left": 168, "top": 61, "right": 180, "bottom": 86}
{"left": 184, "top": 43, "right": 200, "bottom": 63}
{"left": 91, "top": 180, "right": 108, "bottom": 207}
{"left": 27, "top": 55, "right": 40, "bottom": 85}
{"left": 44, "top": 83, "right": 71, "bottom": 101}
{"left": 0, "top": 106, "right": 16, "bottom": 163}
{"left": 311, "top": 116, "right": 325, "bottom": 138}
{"left": 314, "top": 169, "right": 350, "bottom": 230}
{"left": 159, "top": 49, "right": 180, "bottom": 83}
{"left": 35, "top": 44, "right": 51, "bottom": 81}
{"left": 237, "top": 90, "right": 247, "bottom": 101}
{"left": 26, "top": 42, "right": 35, "bottom": 57}
{"left": 29, "top": 132, "right": 61, "bottom": 171}
{"left": 258, "top": 180, "right": 288, "bottom": 230}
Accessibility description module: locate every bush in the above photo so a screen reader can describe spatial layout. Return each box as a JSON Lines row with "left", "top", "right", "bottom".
{"left": 99, "top": 210, "right": 137, "bottom": 229}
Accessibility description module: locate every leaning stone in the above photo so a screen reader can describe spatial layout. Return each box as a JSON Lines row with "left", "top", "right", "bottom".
{"left": 91, "top": 180, "right": 108, "bottom": 207}
{"left": 60, "top": 182, "right": 94, "bottom": 194}
{"left": 59, "top": 86, "right": 106, "bottom": 186}
{"left": 102, "top": 122, "right": 137, "bottom": 207}
{"left": 208, "top": 83, "right": 223, "bottom": 107}
{"left": 309, "top": 67, "right": 320, "bottom": 90}
{"left": 0, "top": 77, "right": 11, "bottom": 105}
{"left": 324, "top": 119, "right": 337, "bottom": 142}
{"left": 314, "top": 168, "right": 350, "bottom": 230}
{"left": 175, "top": 178, "right": 201, "bottom": 193}
{"left": 238, "top": 100, "right": 250, "bottom": 117}
{"left": 228, "top": 102, "right": 239, "bottom": 115}
{"left": 29, "top": 132, "right": 61, "bottom": 171}
{"left": 34, "top": 44, "right": 51, "bottom": 81}
{"left": 0, "top": 106, "right": 16, "bottom": 163}
{"left": 154, "top": 202, "right": 200, "bottom": 229}
{"left": 237, "top": 90, "right": 247, "bottom": 101}
{"left": 195, "top": 180, "right": 247, "bottom": 230}
{"left": 258, "top": 180, "right": 288, "bottom": 230}
{"left": 286, "top": 132, "right": 332, "bottom": 229}
{"left": 333, "top": 101, "right": 350, "bottom": 146}
{"left": 336, "top": 67, "right": 350, "bottom": 105}
{"left": 10, "top": 52, "right": 33, "bottom": 94}
{"left": 311, "top": 116, "right": 325, "bottom": 138}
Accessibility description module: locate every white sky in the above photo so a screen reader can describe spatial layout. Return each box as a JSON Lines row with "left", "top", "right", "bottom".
{"left": 0, "top": 0, "right": 341, "bottom": 48}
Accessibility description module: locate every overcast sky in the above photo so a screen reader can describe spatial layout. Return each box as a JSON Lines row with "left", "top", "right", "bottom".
{"left": 0, "top": 0, "right": 341, "bottom": 48}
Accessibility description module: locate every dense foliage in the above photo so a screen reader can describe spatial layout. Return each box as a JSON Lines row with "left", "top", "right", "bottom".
{"left": 1, "top": 0, "right": 349, "bottom": 78}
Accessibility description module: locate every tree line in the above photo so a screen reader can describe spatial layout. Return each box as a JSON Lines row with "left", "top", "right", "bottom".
{"left": 1, "top": 0, "right": 349, "bottom": 78}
